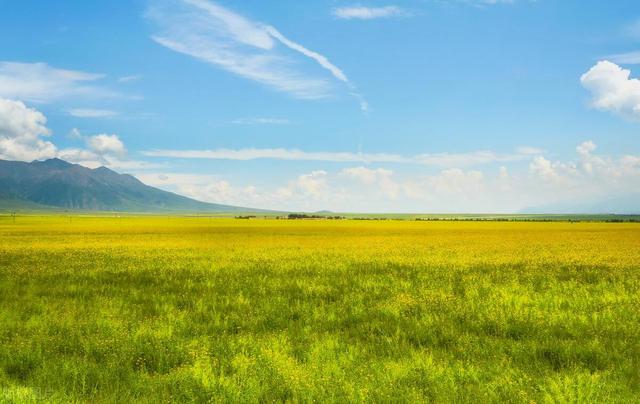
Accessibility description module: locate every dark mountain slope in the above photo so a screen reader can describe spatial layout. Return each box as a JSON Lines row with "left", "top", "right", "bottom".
{"left": 0, "top": 158, "right": 267, "bottom": 212}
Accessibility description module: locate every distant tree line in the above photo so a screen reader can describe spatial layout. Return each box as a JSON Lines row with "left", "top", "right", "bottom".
{"left": 285, "top": 214, "right": 344, "bottom": 220}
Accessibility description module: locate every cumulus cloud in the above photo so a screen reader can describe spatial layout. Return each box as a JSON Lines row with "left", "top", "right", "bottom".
{"left": 86, "top": 134, "right": 127, "bottom": 158}
{"left": 0, "top": 98, "right": 155, "bottom": 170}
{"left": 341, "top": 166, "right": 391, "bottom": 184}
{"left": 340, "top": 166, "right": 398, "bottom": 198}
{"left": 162, "top": 177, "right": 260, "bottom": 207}
{"left": 59, "top": 130, "right": 159, "bottom": 170}
{"left": 148, "top": 0, "right": 366, "bottom": 108}
{"left": 429, "top": 168, "right": 484, "bottom": 194}
{"left": 290, "top": 170, "right": 328, "bottom": 197}
{"left": 0, "top": 62, "right": 116, "bottom": 103}
{"left": 56, "top": 148, "right": 102, "bottom": 167}
{"left": 136, "top": 141, "right": 640, "bottom": 213}
{"left": 527, "top": 140, "right": 640, "bottom": 194}
{"left": 529, "top": 156, "right": 561, "bottom": 182}
{"left": 333, "top": 6, "right": 407, "bottom": 20}
{"left": 581, "top": 60, "right": 640, "bottom": 119}
{"left": 135, "top": 170, "right": 330, "bottom": 210}
{"left": 0, "top": 97, "right": 57, "bottom": 161}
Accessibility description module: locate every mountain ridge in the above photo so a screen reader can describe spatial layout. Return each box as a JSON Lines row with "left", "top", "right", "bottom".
{"left": 0, "top": 158, "right": 270, "bottom": 213}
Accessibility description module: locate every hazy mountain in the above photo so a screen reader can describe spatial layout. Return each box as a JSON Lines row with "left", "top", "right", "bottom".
{"left": 521, "top": 194, "right": 640, "bottom": 215}
{"left": 0, "top": 158, "right": 267, "bottom": 212}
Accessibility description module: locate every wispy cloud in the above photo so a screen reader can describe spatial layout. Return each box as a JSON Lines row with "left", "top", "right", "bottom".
{"left": 67, "top": 108, "right": 119, "bottom": 118}
{"left": 263, "top": 25, "right": 349, "bottom": 83}
{"left": 332, "top": 6, "right": 408, "bottom": 20}
{"left": 232, "top": 117, "right": 291, "bottom": 125}
{"left": 117, "top": 75, "right": 142, "bottom": 83}
{"left": 142, "top": 146, "right": 536, "bottom": 167}
{"left": 143, "top": 147, "right": 402, "bottom": 163}
{"left": 0, "top": 62, "right": 117, "bottom": 103}
{"left": 442, "top": 0, "right": 518, "bottom": 6}
{"left": 606, "top": 51, "right": 640, "bottom": 65}
{"left": 148, "top": 0, "right": 366, "bottom": 108}
{"left": 516, "top": 146, "right": 545, "bottom": 155}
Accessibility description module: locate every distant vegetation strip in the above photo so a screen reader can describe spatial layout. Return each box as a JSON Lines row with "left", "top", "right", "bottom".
{"left": 1, "top": 211, "right": 639, "bottom": 222}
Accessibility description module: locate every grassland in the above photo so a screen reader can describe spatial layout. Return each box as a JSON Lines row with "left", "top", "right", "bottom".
{"left": 0, "top": 216, "right": 639, "bottom": 402}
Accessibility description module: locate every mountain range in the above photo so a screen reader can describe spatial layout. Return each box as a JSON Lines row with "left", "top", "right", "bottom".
{"left": 0, "top": 158, "right": 266, "bottom": 213}
{"left": 521, "top": 194, "right": 640, "bottom": 215}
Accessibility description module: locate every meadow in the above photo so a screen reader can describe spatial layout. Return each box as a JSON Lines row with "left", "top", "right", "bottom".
{"left": 0, "top": 216, "right": 639, "bottom": 402}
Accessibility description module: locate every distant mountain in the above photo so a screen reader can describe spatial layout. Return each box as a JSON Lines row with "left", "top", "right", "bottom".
{"left": 521, "top": 194, "right": 640, "bottom": 215}
{"left": 0, "top": 158, "right": 268, "bottom": 213}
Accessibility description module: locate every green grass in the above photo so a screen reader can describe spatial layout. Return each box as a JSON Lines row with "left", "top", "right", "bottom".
{"left": 0, "top": 217, "right": 639, "bottom": 402}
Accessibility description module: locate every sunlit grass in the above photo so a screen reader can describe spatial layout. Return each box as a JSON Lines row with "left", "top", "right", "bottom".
{"left": 0, "top": 216, "right": 639, "bottom": 402}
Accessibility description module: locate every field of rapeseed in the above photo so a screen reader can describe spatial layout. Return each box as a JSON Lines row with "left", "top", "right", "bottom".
{"left": 0, "top": 216, "right": 639, "bottom": 402}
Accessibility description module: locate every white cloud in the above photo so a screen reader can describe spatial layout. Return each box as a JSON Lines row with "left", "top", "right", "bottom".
{"left": 0, "top": 99, "right": 153, "bottom": 170}
{"left": 529, "top": 156, "right": 561, "bottom": 182}
{"left": 132, "top": 141, "right": 640, "bottom": 213}
{"left": 333, "top": 6, "right": 407, "bottom": 20}
{"left": 59, "top": 138, "right": 157, "bottom": 171}
{"left": 576, "top": 140, "right": 596, "bottom": 156}
{"left": 527, "top": 140, "right": 639, "bottom": 190}
{"left": 67, "top": 109, "right": 119, "bottom": 118}
{"left": 0, "top": 97, "right": 57, "bottom": 161}
{"left": 292, "top": 170, "right": 328, "bottom": 197}
{"left": 143, "top": 146, "right": 533, "bottom": 167}
{"left": 148, "top": 0, "right": 365, "bottom": 107}
{"left": 86, "top": 134, "right": 127, "bottom": 158}
{"left": 136, "top": 172, "right": 269, "bottom": 208}
{"left": 425, "top": 168, "right": 484, "bottom": 195}
{"left": 143, "top": 147, "right": 402, "bottom": 163}
{"left": 414, "top": 150, "right": 524, "bottom": 166}
{"left": 135, "top": 172, "right": 223, "bottom": 188}
{"left": 341, "top": 166, "right": 399, "bottom": 198}
{"left": 263, "top": 26, "right": 349, "bottom": 83}
{"left": 56, "top": 148, "right": 102, "bottom": 167}
{"left": 341, "top": 166, "right": 391, "bottom": 184}
{"left": 0, "top": 62, "right": 115, "bottom": 103}
{"left": 580, "top": 60, "right": 640, "bottom": 119}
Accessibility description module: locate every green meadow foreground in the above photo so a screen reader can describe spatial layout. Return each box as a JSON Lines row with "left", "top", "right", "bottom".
{"left": 0, "top": 217, "right": 639, "bottom": 402}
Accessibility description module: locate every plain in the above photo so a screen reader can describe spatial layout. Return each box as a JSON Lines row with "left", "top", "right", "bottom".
{"left": 0, "top": 216, "right": 639, "bottom": 402}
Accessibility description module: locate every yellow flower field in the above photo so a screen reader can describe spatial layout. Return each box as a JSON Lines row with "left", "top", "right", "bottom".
{"left": 0, "top": 216, "right": 639, "bottom": 402}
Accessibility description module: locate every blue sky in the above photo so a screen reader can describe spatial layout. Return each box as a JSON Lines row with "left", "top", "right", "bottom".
{"left": 1, "top": 0, "right": 640, "bottom": 212}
